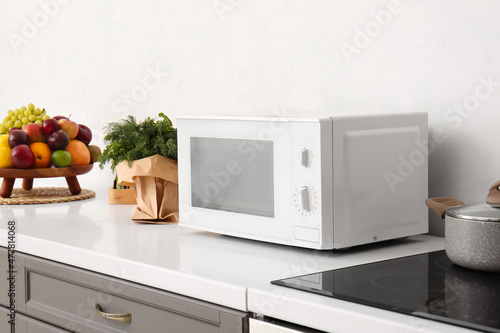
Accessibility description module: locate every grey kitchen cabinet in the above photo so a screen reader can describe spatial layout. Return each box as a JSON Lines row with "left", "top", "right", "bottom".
{"left": 11, "top": 311, "right": 71, "bottom": 333}
{"left": 1, "top": 306, "right": 13, "bottom": 333}
{"left": 14, "top": 252, "right": 250, "bottom": 333}
{"left": 1, "top": 246, "right": 10, "bottom": 307}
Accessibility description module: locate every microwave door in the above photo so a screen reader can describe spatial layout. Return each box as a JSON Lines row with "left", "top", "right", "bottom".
{"left": 178, "top": 117, "right": 293, "bottom": 244}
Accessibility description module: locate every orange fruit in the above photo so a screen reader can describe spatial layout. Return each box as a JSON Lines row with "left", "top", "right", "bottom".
{"left": 65, "top": 140, "right": 90, "bottom": 166}
{"left": 29, "top": 142, "right": 52, "bottom": 168}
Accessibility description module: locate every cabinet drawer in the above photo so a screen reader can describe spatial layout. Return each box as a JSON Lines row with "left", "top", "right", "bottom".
{"left": 1, "top": 247, "right": 10, "bottom": 307}
{"left": 16, "top": 253, "right": 249, "bottom": 333}
{"left": 1, "top": 305, "right": 13, "bottom": 333}
{"left": 13, "top": 312, "right": 71, "bottom": 333}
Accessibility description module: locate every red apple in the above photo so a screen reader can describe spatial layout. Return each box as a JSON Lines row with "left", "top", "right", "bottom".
{"left": 42, "top": 118, "right": 59, "bottom": 135}
{"left": 8, "top": 129, "right": 30, "bottom": 148}
{"left": 47, "top": 130, "right": 70, "bottom": 150}
{"left": 23, "top": 123, "right": 46, "bottom": 143}
{"left": 75, "top": 124, "right": 92, "bottom": 145}
{"left": 58, "top": 118, "right": 79, "bottom": 139}
{"left": 52, "top": 115, "right": 68, "bottom": 121}
{"left": 11, "top": 144, "right": 35, "bottom": 168}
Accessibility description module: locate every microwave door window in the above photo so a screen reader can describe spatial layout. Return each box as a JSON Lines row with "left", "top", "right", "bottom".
{"left": 190, "top": 137, "right": 275, "bottom": 218}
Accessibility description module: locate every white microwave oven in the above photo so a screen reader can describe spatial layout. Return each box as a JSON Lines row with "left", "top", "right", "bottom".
{"left": 177, "top": 113, "right": 428, "bottom": 250}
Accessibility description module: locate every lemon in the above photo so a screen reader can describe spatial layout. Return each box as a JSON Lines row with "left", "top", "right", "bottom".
{"left": 0, "top": 134, "right": 10, "bottom": 148}
{"left": 0, "top": 147, "right": 13, "bottom": 168}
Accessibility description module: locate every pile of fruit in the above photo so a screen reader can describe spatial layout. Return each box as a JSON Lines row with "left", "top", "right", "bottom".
{"left": 0, "top": 103, "right": 100, "bottom": 169}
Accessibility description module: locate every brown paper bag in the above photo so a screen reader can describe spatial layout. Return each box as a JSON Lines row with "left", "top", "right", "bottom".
{"left": 115, "top": 154, "right": 178, "bottom": 224}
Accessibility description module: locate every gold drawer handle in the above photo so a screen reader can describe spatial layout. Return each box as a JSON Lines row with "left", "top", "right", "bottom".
{"left": 95, "top": 304, "right": 132, "bottom": 323}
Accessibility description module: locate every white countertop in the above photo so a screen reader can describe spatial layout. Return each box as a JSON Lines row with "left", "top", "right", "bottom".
{"left": 0, "top": 184, "right": 477, "bottom": 333}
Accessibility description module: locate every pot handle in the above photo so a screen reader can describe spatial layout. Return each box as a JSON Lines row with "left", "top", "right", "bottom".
{"left": 486, "top": 180, "right": 500, "bottom": 206}
{"left": 425, "top": 198, "right": 465, "bottom": 219}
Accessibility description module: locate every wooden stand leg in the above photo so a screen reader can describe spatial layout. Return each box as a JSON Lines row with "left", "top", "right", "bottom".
{"left": 65, "top": 176, "right": 81, "bottom": 195}
{"left": 0, "top": 178, "right": 16, "bottom": 198}
{"left": 22, "top": 178, "right": 33, "bottom": 190}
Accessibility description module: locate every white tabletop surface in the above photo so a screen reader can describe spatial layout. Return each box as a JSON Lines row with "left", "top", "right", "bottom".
{"left": 0, "top": 184, "right": 478, "bottom": 332}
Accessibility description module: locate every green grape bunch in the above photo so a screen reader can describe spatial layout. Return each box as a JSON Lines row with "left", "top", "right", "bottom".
{"left": 1, "top": 103, "right": 51, "bottom": 134}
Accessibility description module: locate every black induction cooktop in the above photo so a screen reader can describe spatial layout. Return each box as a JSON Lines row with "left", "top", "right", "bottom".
{"left": 271, "top": 250, "right": 500, "bottom": 333}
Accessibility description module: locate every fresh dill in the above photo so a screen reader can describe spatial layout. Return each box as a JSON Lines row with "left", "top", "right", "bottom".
{"left": 98, "top": 112, "right": 177, "bottom": 172}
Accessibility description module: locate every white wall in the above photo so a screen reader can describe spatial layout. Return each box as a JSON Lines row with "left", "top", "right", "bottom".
{"left": 1, "top": 0, "right": 500, "bottom": 235}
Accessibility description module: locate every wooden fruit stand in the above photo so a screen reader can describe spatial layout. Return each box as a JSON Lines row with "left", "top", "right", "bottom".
{"left": 0, "top": 164, "right": 93, "bottom": 198}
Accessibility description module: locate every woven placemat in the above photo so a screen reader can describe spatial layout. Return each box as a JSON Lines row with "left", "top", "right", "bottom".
{"left": 0, "top": 187, "right": 95, "bottom": 205}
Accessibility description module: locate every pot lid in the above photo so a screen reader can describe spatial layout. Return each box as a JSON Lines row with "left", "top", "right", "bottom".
{"left": 447, "top": 202, "right": 500, "bottom": 222}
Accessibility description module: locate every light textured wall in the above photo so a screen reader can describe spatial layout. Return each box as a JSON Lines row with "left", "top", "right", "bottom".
{"left": 1, "top": 0, "right": 500, "bottom": 235}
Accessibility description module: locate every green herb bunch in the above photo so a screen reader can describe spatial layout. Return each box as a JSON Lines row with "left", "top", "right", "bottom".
{"left": 98, "top": 112, "right": 177, "bottom": 172}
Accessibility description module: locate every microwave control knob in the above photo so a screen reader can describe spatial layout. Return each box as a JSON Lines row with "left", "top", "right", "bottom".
{"left": 299, "top": 148, "right": 312, "bottom": 168}
{"left": 298, "top": 186, "right": 315, "bottom": 212}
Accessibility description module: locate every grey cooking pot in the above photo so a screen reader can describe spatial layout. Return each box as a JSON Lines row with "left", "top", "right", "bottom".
{"left": 426, "top": 181, "right": 500, "bottom": 273}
